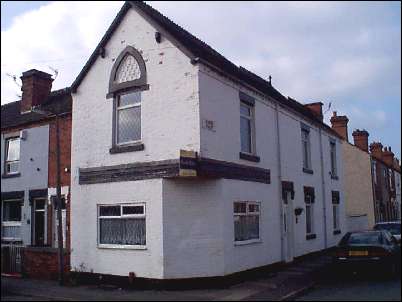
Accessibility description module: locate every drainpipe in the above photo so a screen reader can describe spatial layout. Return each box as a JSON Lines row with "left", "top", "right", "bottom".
{"left": 274, "top": 103, "right": 284, "bottom": 260}
{"left": 318, "top": 128, "right": 328, "bottom": 249}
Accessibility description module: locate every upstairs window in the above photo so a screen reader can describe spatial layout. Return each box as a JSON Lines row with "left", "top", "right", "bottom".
{"left": 5, "top": 137, "right": 20, "bottom": 175}
{"left": 330, "top": 140, "right": 337, "bottom": 177}
{"left": 108, "top": 46, "right": 148, "bottom": 153}
{"left": 240, "top": 102, "right": 255, "bottom": 154}
{"left": 301, "top": 126, "right": 312, "bottom": 171}
{"left": 116, "top": 91, "right": 142, "bottom": 145}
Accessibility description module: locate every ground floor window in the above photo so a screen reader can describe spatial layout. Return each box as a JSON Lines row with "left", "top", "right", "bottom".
{"left": 234, "top": 201, "right": 260, "bottom": 242}
{"left": 332, "top": 191, "right": 340, "bottom": 231}
{"left": 1, "top": 199, "right": 23, "bottom": 241}
{"left": 98, "top": 204, "right": 146, "bottom": 246}
{"left": 304, "top": 187, "right": 315, "bottom": 236}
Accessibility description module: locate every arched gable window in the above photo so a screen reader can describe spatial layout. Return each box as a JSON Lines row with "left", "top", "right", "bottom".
{"left": 108, "top": 46, "right": 148, "bottom": 154}
{"left": 108, "top": 46, "right": 147, "bottom": 96}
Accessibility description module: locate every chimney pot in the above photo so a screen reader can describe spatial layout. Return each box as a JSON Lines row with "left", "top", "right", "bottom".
{"left": 304, "top": 102, "right": 324, "bottom": 122}
{"left": 352, "top": 129, "right": 369, "bottom": 152}
{"left": 330, "top": 112, "right": 349, "bottom": 141}
{"left": 20, "top": 69, "right": 53, "bottom": 114}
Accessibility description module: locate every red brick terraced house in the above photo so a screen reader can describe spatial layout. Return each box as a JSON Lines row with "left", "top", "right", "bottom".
{"left": 1, "top": 69, "right": 72, "bottom": 279}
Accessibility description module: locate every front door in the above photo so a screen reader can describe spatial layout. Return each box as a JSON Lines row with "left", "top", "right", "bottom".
{"left": 283, "top": 191, "right": 295, "bottom": 262}
{"left": 34, "top": 199, "right": 46, "bottom": 246}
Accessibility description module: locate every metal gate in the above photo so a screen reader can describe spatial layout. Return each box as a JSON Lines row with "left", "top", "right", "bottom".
{"left": 1, "top": 244, "right": 24, "bottom": 274}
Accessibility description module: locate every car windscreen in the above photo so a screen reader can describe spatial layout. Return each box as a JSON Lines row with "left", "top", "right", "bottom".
{"left": 374, "top": 223, "right": 401, "bottom": 235}
{"left": 347, "top": 233, "right": 382, "bottom": 245}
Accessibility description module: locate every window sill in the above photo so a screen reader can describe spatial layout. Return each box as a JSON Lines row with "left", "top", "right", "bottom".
{"left": 1, "top": 173, "right": 21, "bottom": 179}
{"left": 333, "top": 230, "right": 341, "bottom": 235}
{"left": 239, "top": 152, "right": 260, "bottom": 163}
{"left": 306, "top": 234, "right": 317, "bottom": 240}
{"left": 97, "top": 244, "right": 147, "bottom": 250}
{"left": 303, "top": 168, "right": 314, "bottom": 175}
{"left": 234, "top": 239, "right": 262, "bottom": 246}
{"left": 109, "top": 143, "right": 145, "bottom": 154}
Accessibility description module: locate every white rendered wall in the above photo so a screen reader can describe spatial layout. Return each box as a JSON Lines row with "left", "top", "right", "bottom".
{"left": 71, "top": 7, "right": 199, "bottom": 279}
{"left": 70, "top": 179, "right": 164, "bottom": 278}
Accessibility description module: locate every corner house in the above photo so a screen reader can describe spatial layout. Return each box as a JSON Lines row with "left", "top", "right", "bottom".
{"left": 70, "top": 1, "right": 345, "bottom": 280}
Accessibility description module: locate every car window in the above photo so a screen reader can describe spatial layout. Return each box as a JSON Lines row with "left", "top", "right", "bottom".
{"left": 374, "top": 223, "right": 401, "bottom": 235}
{"left": 348, "top": 232, "right": 382, "bottom": 245}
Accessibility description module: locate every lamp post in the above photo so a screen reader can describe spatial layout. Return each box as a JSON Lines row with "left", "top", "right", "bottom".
{"left": 31, "top": 105, "right": 64, "bottom": 286}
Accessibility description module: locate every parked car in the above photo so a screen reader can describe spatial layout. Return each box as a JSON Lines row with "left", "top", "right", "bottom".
{"left": 373, "top": 221, "right": 401, "bottom": 244}
{"left": 333, "top": 230, "right": 401, "bottom": 276}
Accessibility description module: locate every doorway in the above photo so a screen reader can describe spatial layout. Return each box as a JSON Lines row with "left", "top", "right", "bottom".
{"left": 283, "top": 190, "right": 295, "bottom": 263}
{"left": 33, "top": 199, "right": 46, "bottom": 246}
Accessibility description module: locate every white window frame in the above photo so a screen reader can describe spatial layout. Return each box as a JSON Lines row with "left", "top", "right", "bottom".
{"left": 1, "top": 199, "right": 23, "bottom": 242}
{"left": 115, "top": 92, "right": 142, "bottom": 146}
{"left": 240, "top": 102, "right": 256, "bottom": 155}
{"left": 305, "top": 196, "right": 314, "bottom": 235}
{"left": 4, "top": 137, "right": 20, "bottom": 175}
{"left": 97, "top": 203, "right": 146, "bottom": 250}
{"left": 301, "top": 128, "right": 311, "bottom": 170}
{"left": 233, "top": 201, "right": 261, "bottom": 245}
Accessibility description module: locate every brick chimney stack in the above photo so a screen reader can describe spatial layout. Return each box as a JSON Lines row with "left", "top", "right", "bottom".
{"left": 352, "top": 129, "right": 369, "bottom": 152}
{"left": 382, "top": 146, "right": 395, "bottom": 166}
{"left": 20, "top": 69, "right": 53, "bottom": 113}
{"left": 369, "top": 142, "right": 383, "bottom": 160}
{"left": 304, "top": 102, "right": 323, "bottom": 122}
{"left": 330, "top": 111, "right": 349, "bottom": 141}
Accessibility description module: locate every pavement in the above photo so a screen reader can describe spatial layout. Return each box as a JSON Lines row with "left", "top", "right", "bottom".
{"left": 295, "top": 270, "right": 401, "bottom": 301}
{"left": 1, "top": 254, "right": 332, "bottom": 301}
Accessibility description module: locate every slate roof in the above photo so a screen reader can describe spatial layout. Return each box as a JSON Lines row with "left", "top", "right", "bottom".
{"left": 1, "top": 87, "right": 72, "bottom": 130}
{"left": 70, "top": 1, "right": 340, "bottom": 137}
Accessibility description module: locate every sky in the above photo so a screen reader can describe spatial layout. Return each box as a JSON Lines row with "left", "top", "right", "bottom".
{"left": 1, "top": 1, "right": 401, "bottom": 159}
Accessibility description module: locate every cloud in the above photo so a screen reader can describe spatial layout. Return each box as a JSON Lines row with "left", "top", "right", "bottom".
{"left": 1, "top": 1, "right": 400, "bottom": 157}
{"left": 1, "top": 1, "right": 123, "bottom": 103}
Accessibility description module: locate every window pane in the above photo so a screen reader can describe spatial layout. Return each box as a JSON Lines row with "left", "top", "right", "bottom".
{"left": 122, "top": 205, "right": 144, "bottom": 215}
{"left": 115, "top": 55, "right": 141, "bottom": 83}
{"left": 2, "top": 225, "right": 21, "bottom": 239}
{"left": 117, "top": 106, "right": 141, "bottom": 143}
{"left": 99, "top": 206, "right": 120, "bottom": 217}
{"left": 6, "top": 162, "right": 19, "bottom": 174}
{"left": 240, "top": 104, "right": 251, "bottom": 117}
{"left": 249, "top": 204, "right": 259, "bottom": 213}
{"left": 99, "top": 218, "right": 145, "bottom": 245}
{"left": 100, "top": 218, "right": 123, "bottom": 244}
{"left": 234, "top": 202, "right": 247, "bottom": 214}
{"left": 234, "top": 215, "right": 247, "bottom": 241}
{"left": 118, "top": 91, "right": 141, "bottom": 107}
{"left": 6, "top": 138, "right": 20, "bottom": 161}
{"left": 123, "top": 218, "right": 146, "bottom": 245}
{"left": 247, "top": 215, "right": 259, "bottom": 239}
{"left": 3, "top": 200, "right": 22, "bottom": 221}
{"left": 240, "top": 117, "right": 251, "bottom": 153}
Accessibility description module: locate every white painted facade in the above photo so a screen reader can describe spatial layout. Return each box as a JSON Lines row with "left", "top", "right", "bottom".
{"left": 71, "top": 5, "right": 346, "bottom": 279}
